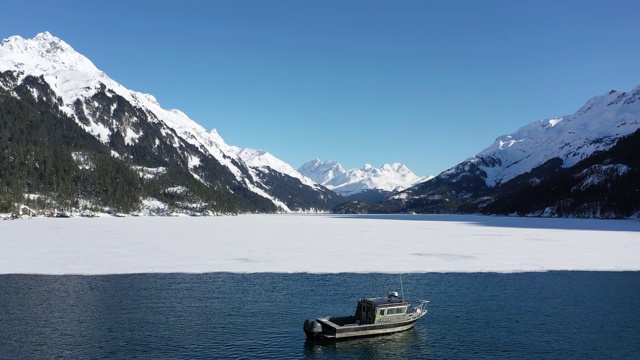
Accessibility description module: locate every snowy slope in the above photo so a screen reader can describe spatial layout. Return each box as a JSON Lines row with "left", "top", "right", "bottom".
{"left": 299, "top": 159, "right": 429, "bottom": 197}
{"left": 232, "top": 147, "right": 320, "bottom": 189}
{"left": 467, "top": 87, "right": 640, "bottom": 186}
{"left": 0, "top": 32, "right": 334, "bottom": 212}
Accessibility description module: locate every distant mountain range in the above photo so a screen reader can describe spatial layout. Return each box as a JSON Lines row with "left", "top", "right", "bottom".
{"left": 298, "top": 159, "right": 430, "bottom": 202}
{"left": 1, "top": 32, "right": 638, "bottom": 218}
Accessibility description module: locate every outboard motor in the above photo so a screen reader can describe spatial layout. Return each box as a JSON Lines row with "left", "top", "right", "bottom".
{"left": 303, "top": 319, "right": 322, "bottom": 339}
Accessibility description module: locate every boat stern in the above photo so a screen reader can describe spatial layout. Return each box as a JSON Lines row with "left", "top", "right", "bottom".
{"left": 303, "top": 319, "right": 323, "bottom": 340}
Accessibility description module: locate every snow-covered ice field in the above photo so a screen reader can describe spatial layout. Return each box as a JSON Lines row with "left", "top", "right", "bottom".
{"left": 1, "top": 214, "right": 639, "bottom": 274}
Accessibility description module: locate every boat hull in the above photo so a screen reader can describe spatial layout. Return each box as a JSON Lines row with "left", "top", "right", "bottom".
{"left": 305, "top": 313, "right": 424, "bottom": 341}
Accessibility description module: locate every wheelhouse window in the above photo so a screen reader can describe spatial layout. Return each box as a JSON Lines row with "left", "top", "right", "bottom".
{"left": 386, "top": 307, "right": 407, "bottom": 315}
{"left": 379, "top": 309, "right": 385, "bottom": 316}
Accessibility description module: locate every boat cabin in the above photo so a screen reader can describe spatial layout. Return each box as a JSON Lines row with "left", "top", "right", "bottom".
{"left": 355, "top": 292, "right": 409, "bottom": 325}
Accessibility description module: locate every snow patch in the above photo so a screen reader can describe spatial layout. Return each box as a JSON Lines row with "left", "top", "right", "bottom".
{"left": 133, "top": 166, "right": 167, "bottom": 180}
{"left": 548, "top": 118, "right": 563, "bottom": 127}
{"left": 574, "top": 164, "right": 630, "bottom": 191}
{"left": 71, "top": 152, "right": 94, "bottom": 170}
{"left": 164, "top": 186, "right": 187, "bottom": 195}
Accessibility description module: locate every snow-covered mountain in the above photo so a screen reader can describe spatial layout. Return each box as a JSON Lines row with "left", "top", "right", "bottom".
{"left": 298, "top": 159, "right": 430, "bottom": 200}
{"left": 0, "top": 32, "right": 340, "bottom": 213}
{"left": 468, "top": 87, "right": 640, "bottom": 187}
{"left": 335, "top": 86, "right": 640, "bottom": 218}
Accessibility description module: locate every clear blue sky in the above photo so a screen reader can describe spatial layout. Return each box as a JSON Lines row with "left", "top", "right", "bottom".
{"left": 3, "top": 0, "right": 640, "bottom": 176}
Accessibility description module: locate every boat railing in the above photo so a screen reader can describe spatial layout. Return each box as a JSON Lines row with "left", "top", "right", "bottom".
{"left": 413, "top": 300, "right": 429, "bottom": 315}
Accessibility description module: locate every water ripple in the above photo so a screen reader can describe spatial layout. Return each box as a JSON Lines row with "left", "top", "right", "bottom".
{"left": 0, "top": 272, "right": 638, "bottom": 359}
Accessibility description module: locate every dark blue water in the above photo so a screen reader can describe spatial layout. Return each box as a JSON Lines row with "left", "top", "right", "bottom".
{"left": 0, "top": 272, "right": 638, "bottom": 359}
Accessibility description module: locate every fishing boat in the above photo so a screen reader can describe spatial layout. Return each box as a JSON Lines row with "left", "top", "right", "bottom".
{"left": 303, "top": 291, "right": 428, "bottom": 341}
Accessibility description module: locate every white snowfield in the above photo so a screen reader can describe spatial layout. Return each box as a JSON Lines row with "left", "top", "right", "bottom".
{"left": 1, "top": 214, "right": 638, "bottom": 275}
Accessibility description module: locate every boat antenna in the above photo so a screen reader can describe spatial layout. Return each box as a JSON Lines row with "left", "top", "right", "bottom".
{"left": 400, "top": 274, "right": 405, "bottom": 300}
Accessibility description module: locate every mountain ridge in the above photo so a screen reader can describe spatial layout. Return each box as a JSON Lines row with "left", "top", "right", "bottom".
{"left": 298, "top": 159, "right": 431, "bottom": 201}
{"left": 469, "top": 85, "right": 640, "bottom": 187}
{"left": 0, "top": 32, "right": 342, "bottom": 214}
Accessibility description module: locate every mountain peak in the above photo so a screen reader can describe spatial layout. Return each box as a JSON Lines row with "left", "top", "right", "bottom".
{"left": 381, "top": 163, "right": 409, "bottom": 173}
{"left": 34, "top": 31, "right": 56, "bottom": 42}
{"left": 0, "top": 31, "right": 100, "bottom": 75}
